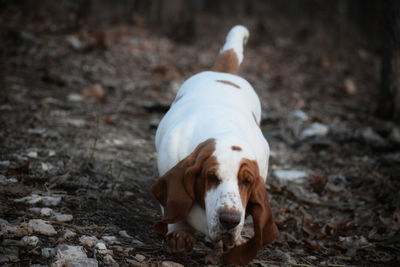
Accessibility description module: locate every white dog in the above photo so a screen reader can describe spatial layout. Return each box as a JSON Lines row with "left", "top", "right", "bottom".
{"left": 152, "top": 25, "right": 278, "bottom": 265}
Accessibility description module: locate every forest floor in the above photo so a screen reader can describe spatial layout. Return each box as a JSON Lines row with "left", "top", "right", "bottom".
{"left": 1, "top": 8, "right": 400, "bottom": 267}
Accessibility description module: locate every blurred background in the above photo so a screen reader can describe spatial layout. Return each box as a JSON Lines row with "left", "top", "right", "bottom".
{"left": 1, "top": 1, "right": 400, "bottom": 266}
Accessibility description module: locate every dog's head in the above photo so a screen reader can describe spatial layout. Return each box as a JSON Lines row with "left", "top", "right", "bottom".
{"left": 152, "top": 138, "right": 278, "bottom": 264}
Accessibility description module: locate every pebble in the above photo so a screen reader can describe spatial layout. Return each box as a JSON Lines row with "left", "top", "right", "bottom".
{"left": 14, "top": 194, "right": 62, "bottom": 206}
{"left": 300, "top": 122, "right": 329, "bottom": 139}
{"left": 362, "top": 127, "right": 386, "bottom": 147}
{"left": 118, "top": 230, "right": 132, "bottom": 238}
{"left": 95, "top": 242, "right": 107, "bottom": 250}
{"left": 41, "top": 208, "right": 55, "bottom": 217}
{"left": 0, "top": 218, "right": 8, "bottom": 224}
{"left": 0, "top": 175, "right": 8, "bottom": 186}
{"left": 21, "top": 235, "right": 39, "bottom": 246}
{"left": 27, "top": 151, "right": 38, "bottom": 158}
{"left": 162, "top": 261, "right": 184, "bottom": 267}
{"left": 41, "top": 162, "right": 54, "bottom": 171}
{"left": 104, "top": 254, "right": 119, "bottom": 267}
{"left": 29, "top": 219, "right": 57, "bottom": 236}
{"left": 135, "top": 254, "right": 146, "bottom": 262}
{"left": 67, "top": 93, "right": 83, "bottom": 102}
{"left": 56, "top": 245, "right": 86, "bottom": 260}
{"left": 273, "top": 170, "right": 308, "bottom": 182}
{"left": 53, "top": 214, "right": 73, "bottom": 222}
{"left": 79, "top": 235, "right": 99, "bottom": 247}
{"left": 42, "top": 247, "right": 57, "bottom": 258}
{"left": 63, "top": 229, "right": 77, "bottom": 239}
{"left": 0, "top": 161, "right": 10, "bottom": 167}
{"left": 102, "top": 235, "right": 117, "bottom": 244}
{"left": 54, "top": 245, "right": 99, "bottom": 267}
{"left": 1, "top": 223, "right": 33, "bottom": 238}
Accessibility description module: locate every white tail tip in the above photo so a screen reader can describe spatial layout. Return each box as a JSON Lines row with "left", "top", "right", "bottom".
{"left": 221, "top": 25, "right": 249, "bottom": 64}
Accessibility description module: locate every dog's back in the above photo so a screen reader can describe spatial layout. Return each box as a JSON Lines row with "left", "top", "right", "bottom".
{"left": 155, "top": 25, "right": 267, "bottom": 178}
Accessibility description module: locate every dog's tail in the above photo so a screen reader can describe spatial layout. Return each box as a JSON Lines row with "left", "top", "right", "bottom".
{"left": 212, "top": 25, "right": 249, "bottom": 74}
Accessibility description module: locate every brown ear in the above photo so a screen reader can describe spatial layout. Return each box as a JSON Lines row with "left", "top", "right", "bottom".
{"left": 223, "top": 178, "right": 278, "bottom": 265}
{"left": 152, "top": 139, "right": 216, "bottom": 239}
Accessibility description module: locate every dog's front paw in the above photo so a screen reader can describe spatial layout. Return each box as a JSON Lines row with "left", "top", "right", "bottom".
{"left": 165, "top": 231, "right": 196, "bottom": 254}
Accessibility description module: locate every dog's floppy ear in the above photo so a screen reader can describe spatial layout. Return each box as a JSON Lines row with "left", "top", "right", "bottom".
{"left": 223, "top": 177, "right": 278, "bottom": 265}
{"left": 152, "top": 138, "right": 216, "bottom": 239}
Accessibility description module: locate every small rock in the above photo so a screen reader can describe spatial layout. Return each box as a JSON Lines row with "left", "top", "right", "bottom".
{"left": 66, "top": 118, "right": 86, "bottom": 127}
{"left": 29, "top": 219, "right": 57, "bottom": 236}
{"left": 1, "top": 223, "right": 33, "bottom": 238}
{"left": 41, "top": 162, "right": 54, "bottom": 172}
{"left": 0, "top": 161, "right": 10, "bottom": 167}
{"left": 0, "top": 246, "right": 20, "bottom": 263}
{"left": 66, "top": 35, "right": 84, "bottom": 51}
{"left": 53, "top": 214, "right": 73, "bottom": 222}
{"left": 104, "top": 254, "right": 119, "bottom": 267}
{"left": 67, "top": 93, "right": 83, "bottom": 102}
{"left": 42, "top": 247, "right": 57, "bottom": 258}
{"left": 8, "top": 177, "right": 19, "bottom": 184}
{"left": 79, "top": 235, "right": 99, "bottom": 248}
{"left": 41, "top": 208, "right": 54, "bottom": 217}
{"left": 54, "top": 244, "right": 99, "bottom": 267}
{"left": 0, "top": 218, "right": 8, "bottom": 224}
{"left": 362, "top": 127, "right": 386, "bottom": 147}
{"left": 48, "top": 150, "right": 56, "bottom": 157}
{"left": 162, "top": 261, "right": 184, "bottom": 267}
{"left": 27, "top": 151, "right": 38, "bottom": 158}
{"left": 0, "top": 175, "right": 8, "bottom": 186}
{"left": 344, "top": 78, "right": 357, "bottom": 95}
{"left": 95, "top": 242, "right": 107, "bottom": 250}
{"left": 102, "top": 235, "right": 117, "bottom": 245}
{"left": 118, "top": 230, "right": 132, "bottom": 238}
{"left": 52, "top": 258, "right": 98, "bottom": 267}
{"left": 63, "top": 229, "right": 77, "bottom": 239}
{"left": 300, "top": 122, "right": 329, "bottom": 139}
{"left": 42, "top": 196, "right": 62, "bottom": 206}
{"left": 135, "top": 254, "right": 146, "bottom": 262}
{"left": 14, "top": 194, "right": 62, "bottom": 206}
{"left": 131, "top": 239, "right": 145, "bottom": 247}
{"left": 21, "top": 235, "right": 39, "bottom": 246}
{"left": 389, "top": 127, "right": 400, "bottom": 144}
{"left": 273, "top": 170, "right": 308, "bottom": 183}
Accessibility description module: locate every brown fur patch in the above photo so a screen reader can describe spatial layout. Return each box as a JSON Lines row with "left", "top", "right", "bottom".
{"left": 152, "top": 139, "right": 216, "bottom": 238}
{"left": 216, "top": 80, "right": 241, "bottom": 89}
{"left": 212, "top": 49, "right": 239, "bottom": 74}
{"left": 231, "top": 145, "right": 242, "bottom": 151}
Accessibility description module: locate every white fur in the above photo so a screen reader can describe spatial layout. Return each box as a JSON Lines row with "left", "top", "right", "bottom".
{"left": 220, "top": 25, "right": 249, "bottom": 64}
{"left": 155, "top": 25, "right": 270, "bottom": 244}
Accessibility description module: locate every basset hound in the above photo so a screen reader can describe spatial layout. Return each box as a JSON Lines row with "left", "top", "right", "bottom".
{"left": 152, "top": 25, "right": 278, "bottom": 265}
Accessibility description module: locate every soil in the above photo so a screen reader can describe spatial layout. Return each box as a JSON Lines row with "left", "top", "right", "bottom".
{"left": 1, "top": 7, "right": 399, "bottom": 267}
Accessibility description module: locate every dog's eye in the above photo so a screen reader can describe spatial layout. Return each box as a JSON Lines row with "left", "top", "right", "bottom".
{"left": 241, "top": 179, "right": 250, "bottom": 186}
{"left": 208, "top": 174, "right": 220, "bottom": 185}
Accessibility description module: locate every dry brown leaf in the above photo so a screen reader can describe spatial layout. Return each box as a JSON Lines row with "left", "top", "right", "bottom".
{"left": 83, "top": 84, "right": 105, "bottom": 103}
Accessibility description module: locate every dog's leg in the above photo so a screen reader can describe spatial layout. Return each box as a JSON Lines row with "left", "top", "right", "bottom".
{"left": 165, "top": 221, "right": 196, "bottom": 254}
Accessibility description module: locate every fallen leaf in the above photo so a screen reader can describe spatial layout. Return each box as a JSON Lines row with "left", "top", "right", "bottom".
{"left": 83, "top": 84, "right": 105, "bottom": 103}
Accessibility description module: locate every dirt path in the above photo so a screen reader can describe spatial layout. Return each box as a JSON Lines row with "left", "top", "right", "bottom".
{"left": 1, "top": 11, "right": 399, "bottom": 267}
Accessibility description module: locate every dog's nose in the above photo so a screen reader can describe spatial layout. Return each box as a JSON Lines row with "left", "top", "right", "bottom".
{"left": 219, "top": 211, "right": 241, "bottom": 230}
